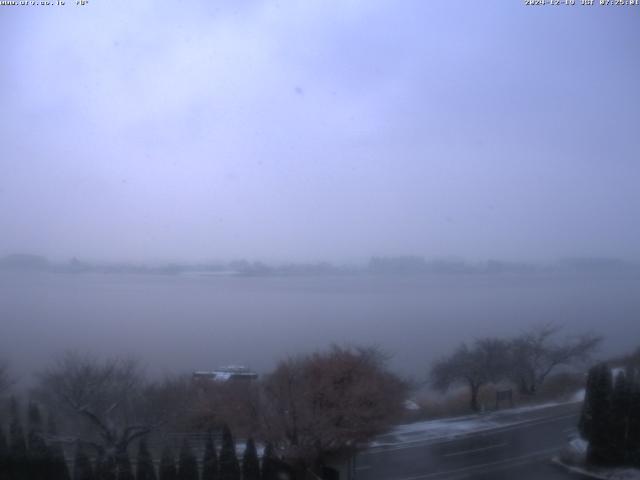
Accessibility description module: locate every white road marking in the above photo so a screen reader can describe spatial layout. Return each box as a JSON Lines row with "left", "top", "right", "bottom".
{"left": 391, "top": 447, "right": 560, "bottom": 480}
{"left": 442, "top": 442, "right": 507, "bottom": 457}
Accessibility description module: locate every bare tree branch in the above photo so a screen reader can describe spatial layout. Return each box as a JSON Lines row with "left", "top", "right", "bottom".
{"left": 430, "top": 338, "right": 510, "bottom": 412}
{"left": 509, "top": 324, "right": 602, "bottom": 395}
{"left": 34, "top": 350, "right": 165, "bottom": 463}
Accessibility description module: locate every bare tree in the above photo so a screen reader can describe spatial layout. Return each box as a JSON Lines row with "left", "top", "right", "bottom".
{"left": 260, "top": 345, "right": 407, "bottom": 475}
{"left": 509, "top": 323, "right": 602, "bottom": 395}
{"left": 431, "top": 338, "right": 510, "bottom": 412}
{"left": 35, "top": 351, "right": 163, "bottom": 465}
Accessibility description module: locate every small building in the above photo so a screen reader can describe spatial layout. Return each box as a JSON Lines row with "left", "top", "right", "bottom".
{"left": 192, "top": 365, "right": 258, "bottom": 382}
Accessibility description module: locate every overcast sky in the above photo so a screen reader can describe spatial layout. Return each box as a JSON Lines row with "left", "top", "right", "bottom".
{"left": 1, "top": 1, "right": 639, "bottom": 263}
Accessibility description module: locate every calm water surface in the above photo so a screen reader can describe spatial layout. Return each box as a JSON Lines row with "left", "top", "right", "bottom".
{"left": 1, "top": 271, "right": 639, "bottom": 381}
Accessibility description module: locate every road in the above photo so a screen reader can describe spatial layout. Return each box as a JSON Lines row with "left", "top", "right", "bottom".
{"left": 355, "top": 403, "right": 586, "bottom": 480}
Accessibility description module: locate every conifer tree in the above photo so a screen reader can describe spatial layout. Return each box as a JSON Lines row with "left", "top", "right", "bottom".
{"left": 47, "top": 415, "right": 71, "bottom": 480}
{"left": 73, "top": 444, "right": 94, "bottom": 480}
{"left": 242, "top": 438, "right": 260, "bottom": 480}
{"left": 159, "top": 445, "right": 177, "bottom": 480}
{"left": 627, "top": 367, "right": 640, "bottom": 467}
{"left": 610, "top": 371, "right": 631, "bottom": 465}
{"left": 27, "top": 402, "right": 45, "bottom": 450}
{"left": 0, "top": 425, "right": 9, "bottom": 480}
{"left": 95, "top": 453, "right": 117, "bottom": 480}
{"left": 27, "top": 402, "right": 50, "bottom": 480}
{"left": 116, "top": 449, "right": 135, "bottom": 480}
{"left": 218, "top": 425, "right": 240, "bottom": 480}
{"left": 136, "top": 439, "right": 157, "bottom": 480}
{"left": 580, "top": 364, "right": 614, "bottom": 466}
{"left": 579, "top": 365, "right": 597, "bottom": 440}
{"left": 8, "top": 397, "right": 28, "bottom": 480}
{"left": 201, "top": 433, "right": 218, "bottom": 480}
{"left": 260, "top": 444, "right": 277, "bottom": 480}
{"left": 177, "top": 438, "right": 198, "bottom": 480}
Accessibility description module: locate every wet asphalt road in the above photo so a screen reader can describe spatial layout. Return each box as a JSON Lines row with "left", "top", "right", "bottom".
{"left": 355, "top": 403, "right": 588, "bottom": 480}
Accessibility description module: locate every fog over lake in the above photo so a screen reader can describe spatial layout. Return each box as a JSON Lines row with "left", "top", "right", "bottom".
{"left": 2, "top": 270, "right": 639, "bottom": 383}
{"left": 2, "top": 1, "right": 640, "bottom": 394}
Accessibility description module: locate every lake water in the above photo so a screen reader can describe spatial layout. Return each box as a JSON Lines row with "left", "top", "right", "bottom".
{"left": 1, "top": 271, "right": 639, "bottom": 382}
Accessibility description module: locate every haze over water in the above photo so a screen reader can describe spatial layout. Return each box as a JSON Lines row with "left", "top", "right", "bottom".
{"left": 2, "top": 270, "right": 639, "bottom": 382}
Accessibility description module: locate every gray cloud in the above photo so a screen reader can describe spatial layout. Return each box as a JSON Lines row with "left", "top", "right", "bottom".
{"left": 1, "top": 0, "right": 639, "bottom": 262}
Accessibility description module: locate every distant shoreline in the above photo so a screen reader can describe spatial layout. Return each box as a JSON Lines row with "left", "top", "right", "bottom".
{"left": 1, "top": 253, "right": 639, "bottom": 278}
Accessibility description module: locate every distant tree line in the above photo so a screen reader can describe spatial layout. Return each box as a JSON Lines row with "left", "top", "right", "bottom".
{"left": 579, "top": 361, "right": 640, "bottom": 468}
{"left": 4, "top": 253, "right": 638, "bottom": 277}
{"left": 430, "top": 324, "right": 601, "bottom": 412}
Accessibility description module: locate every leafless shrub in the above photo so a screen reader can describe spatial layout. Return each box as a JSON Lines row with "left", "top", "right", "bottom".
{"left": 260, "top": 345, "right": 408, "bottom": 471}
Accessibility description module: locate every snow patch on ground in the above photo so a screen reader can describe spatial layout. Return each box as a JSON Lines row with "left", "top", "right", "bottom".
{"left": 569, "top": 436, "right": 588, "bottom": 455}
{"left": 371, "top": 399, "right": 582, "bottom": 448}
{"left": 370, "top": 415, "right": 502, "bottom": 447}
{"left": 404, "top": 400, "right": 420, "bottom": 411}
{"left": 553, "top": 458, "right": 640, "bottom": 480}
{"left": 555, "top": 436, "right": 640, "bottom": 480}
{"left": 571, "top": 388, "right": 586, "bottom": 402}
{"left": 558, "top": 433, "right": 588, "bottom": 465}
